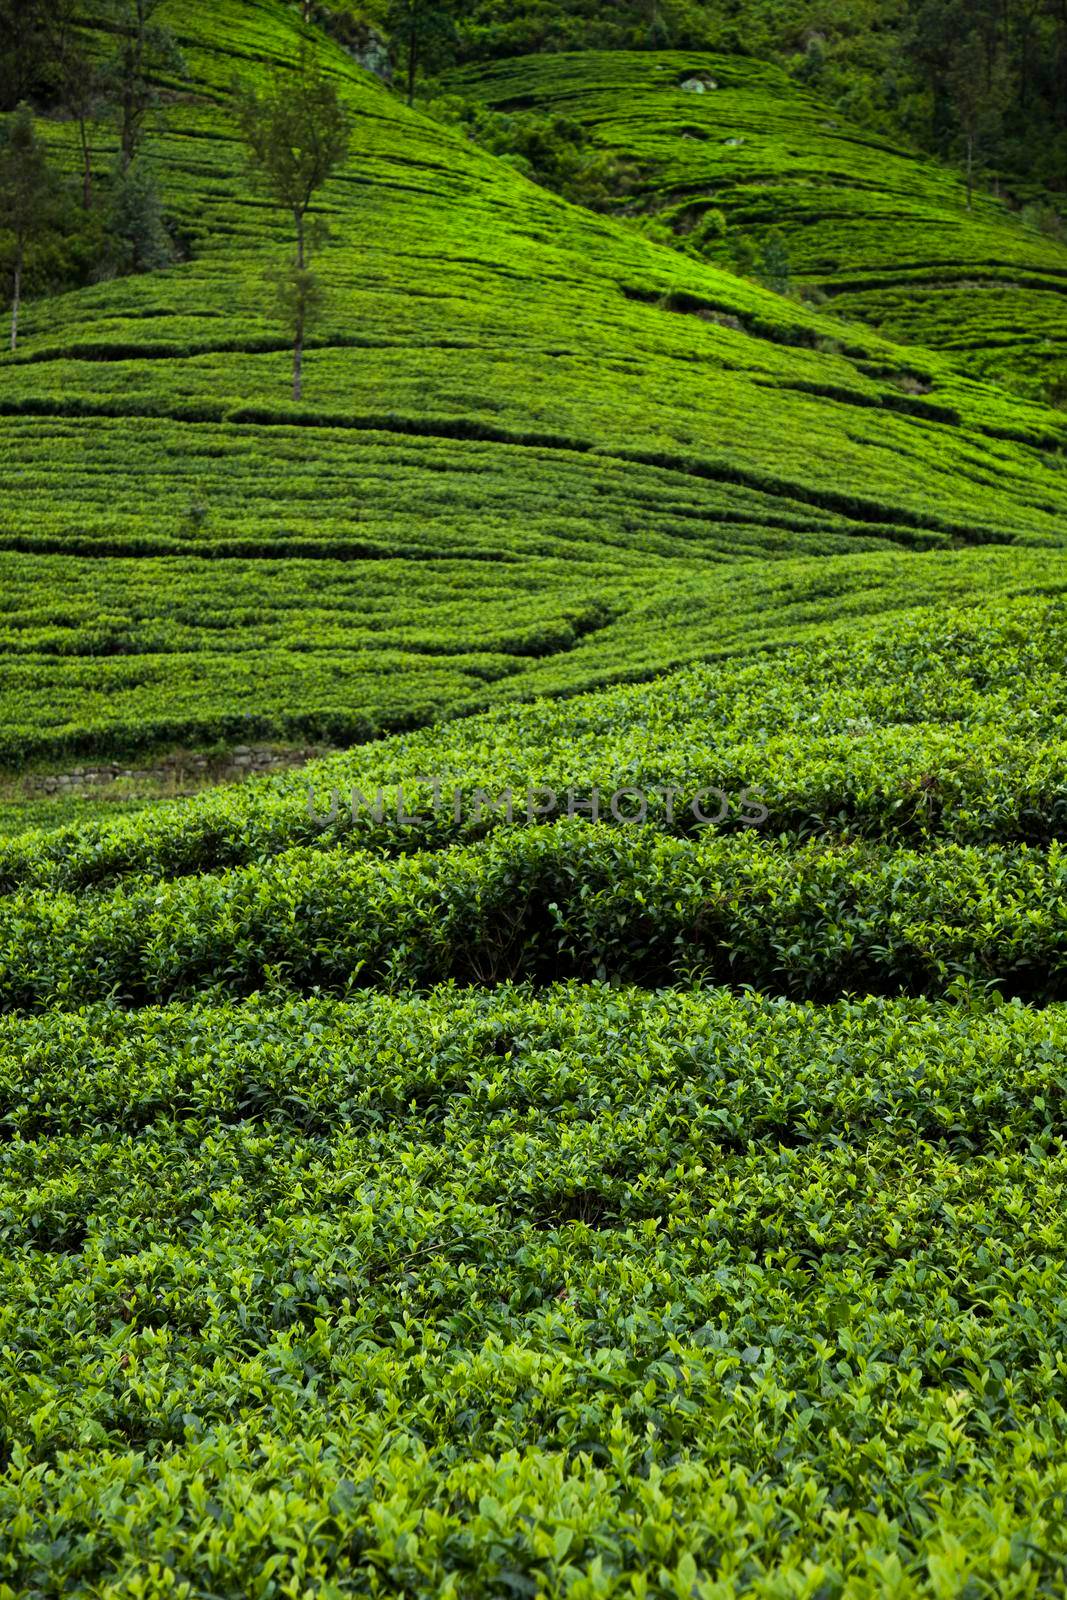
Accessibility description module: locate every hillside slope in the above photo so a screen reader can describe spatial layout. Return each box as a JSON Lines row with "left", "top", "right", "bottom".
{"left": 3, "top": 0, "right": 1067, "bottom": 763}
{"left": 445, "top": 49, "right": 1067, "bottom": 402}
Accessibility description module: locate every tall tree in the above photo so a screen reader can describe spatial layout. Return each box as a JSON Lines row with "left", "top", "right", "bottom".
{"left": 904, "top": 0, "right": 967, "bottom": 147}
{"left": 236, "top": 48, "right": 350, "bottom": 399}
{"left": 42, "top": 0, "right": 104, "bottom": 208}
{"left": 385, "top": 0, "right": 458, "bottom": 105}
{"left": 947, "top": 29, "right": 1012, "bottom": 206}
{"left": 0, "top": 0, "right": 49, "bottom": 112}
{"left": 105, "top": 0, "right": 185, "bottom": 170}
{"left": 0, "top": 104, "right": 61, "bottom": 349}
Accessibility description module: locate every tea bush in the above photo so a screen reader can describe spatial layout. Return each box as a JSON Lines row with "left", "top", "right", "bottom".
{"left": 3, "top": 545, "right": 1066, "bottom": 769}
{"left": 3, "top": 3, "right": 1067, "bottom": 1593}
{"left": 2, "top": 581, "right": 1064, "bottom": 891}
{"left": 0, "top": 987, "right": 1066, "bottom": 1594}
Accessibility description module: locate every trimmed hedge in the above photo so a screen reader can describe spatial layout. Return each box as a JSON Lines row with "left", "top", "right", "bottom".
{"left": 3, "top": 584, "right": 1064, "bottom": 891}
{"left": 1, "top": 825, "right": 1065, "bottom": 1009}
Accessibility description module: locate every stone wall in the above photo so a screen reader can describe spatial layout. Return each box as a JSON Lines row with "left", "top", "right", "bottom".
{"left": 26, "top": 745, "right": 324, "bottom": 796}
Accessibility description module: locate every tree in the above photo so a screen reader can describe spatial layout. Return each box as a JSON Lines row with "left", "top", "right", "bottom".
{"left": 104, "top": 0, "right": 185, "bottom": 170}
{"left": 0, "top": 104, "right": 62, "bottom": 349}
{"left": 0, "top": 0, "right": 49, "bottom": 112}
{"left": 267, "top": 262, "right": 324, "bottom": 404}
{"left": 385, "top": 0, "right": 458, "bottom": 106}
{"left": 758, "top": 228, "right": 791, "bottom": 295}
{"left": 947, "top": 29, "right": 1012, "bottom": 206}
{"left": 42, "top": 0, "right": 104, "bottom": 208}
{"left": 905, "top": 0, "right": 1015, "bottom": 205}
{"left": 236, "top": 49, "right": 350, "bottom": 399}
{"left": 109, "top": 157, "right": 173, "bottom": 273}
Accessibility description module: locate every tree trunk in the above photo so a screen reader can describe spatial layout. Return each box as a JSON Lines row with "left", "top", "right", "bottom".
{"left": 121, "top": 104, "right": 135, "bottom": 169}
{"left": 965, "top": 131, "right": 974, "bottom": 208}
{"left": 293, "top": 214, "right": 306, "bottom": 399}
{"left": 293, "top": 317, "right": 304, "bottom": 402}
{"left": 10, "top": 249, "right": 21, "bottom": 353}
{"left": 407, "top": 29, "right": 418, "bottom": 105}
{"left": 79, "top": 117, "right": 93, "bottom": 210}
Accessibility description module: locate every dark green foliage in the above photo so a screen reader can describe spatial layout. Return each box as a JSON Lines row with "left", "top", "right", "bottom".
{"left": 0, "top": 0, "right": 52, "bottom": 110}
{"left": 0, "top": 104, "right": 64, "bottom": 349}
{"left": 102, "top": 0, "right": 186, "bottom": 169}
{"left": 902, "top": 0, "right": 1067, "bottom": 196}
{"left": 454, "top": 0, "right": 720, "bottom": 59}
{"left": 428, "top": 95, "right": 637, "bottom": 207}
{"left": 386, "top": 0, "right": 459, "bottom": 103}
{"left": 106, "top": 156, "right": 173, "bottom": 274}
{"left": 757, "top": 226, "right": 790, "bottom": 294}
{"left": 943, "top": 24, "right": 1012, "bottom": 209}
{"left": 44, "top": 3, "right": 105, "bottom": 209}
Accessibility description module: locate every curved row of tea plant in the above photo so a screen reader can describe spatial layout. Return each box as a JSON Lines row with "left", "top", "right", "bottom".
{"left": 4, "top": 545, "right": 1065, "bottom": 769}
{"left": 3, "top": 583, "right": 1064, "bottom": 891}
{"left": 2, "top": 823, "right": 1065, "bottom": 1009}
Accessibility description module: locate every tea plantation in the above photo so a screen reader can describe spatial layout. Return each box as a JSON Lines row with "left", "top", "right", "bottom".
{"left": 5, "top": 0, "right": 1067, "bottom": 764}
{"left": 444, "top": 49, "right": 1067, "bottom": 401}
{"left": 1, "top": 0, "right": 1067, "bottom": 1593}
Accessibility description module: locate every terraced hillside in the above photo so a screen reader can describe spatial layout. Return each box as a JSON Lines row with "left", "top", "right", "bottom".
{"left": 444, "top": 50, "right": 1067, "bottom": 401}
{"left": 4, "top": 1, "right": 1067, "bottom": 764}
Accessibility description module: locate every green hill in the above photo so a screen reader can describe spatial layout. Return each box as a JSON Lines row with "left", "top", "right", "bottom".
{"left": 3, "top": 0, "right": 1067, "bottom": 764}
{"left": 444, "top": 48, "right": 1067, "bottom": 401}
